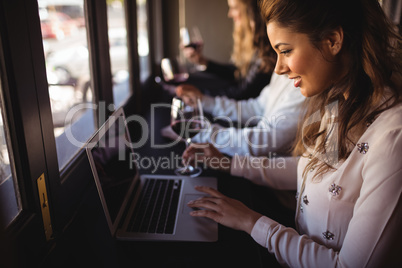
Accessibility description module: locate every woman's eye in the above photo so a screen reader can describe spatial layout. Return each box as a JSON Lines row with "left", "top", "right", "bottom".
{"left": 280, "top": 49, "right": 292, "bottom": 55}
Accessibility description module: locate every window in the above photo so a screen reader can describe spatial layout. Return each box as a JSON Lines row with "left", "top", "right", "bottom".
{"left": 137, "top": 0, "right": 151, "bottom": 82}
{"left": 39, "top": 0, "right": 96, "bottom": 170}
{"left": 107, "top": 0, "right": 130, "bottom": 107}
{"left": 0, "top": 0, "right": 149, "bottom": 264}
{"left": 0, "top": 85, "right": 20, "bottom": 229}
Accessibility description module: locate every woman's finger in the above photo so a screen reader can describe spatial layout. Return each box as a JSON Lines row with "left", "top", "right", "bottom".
{"left": 189, "top": 209, "right": 221, "bottom": 222}
{"left": 182, "top": 146, "right": 202, "bottom": 160}
{"left": 194, "top": 186, "right": 226, "bottom": 198}
{"left": 183, "top": 143, "right": 209, "bottom": 159}
{"left": 187, "top": 198, "right": 221, "bottom": 212}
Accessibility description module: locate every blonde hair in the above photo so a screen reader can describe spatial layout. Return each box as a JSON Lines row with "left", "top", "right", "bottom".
{"left": 231, "top": 0, "right": 275, "bottom": 78}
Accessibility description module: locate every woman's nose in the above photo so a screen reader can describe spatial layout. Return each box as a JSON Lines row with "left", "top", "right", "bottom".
{"left": 274, "top": 58, "right": 289, "bottom": 75}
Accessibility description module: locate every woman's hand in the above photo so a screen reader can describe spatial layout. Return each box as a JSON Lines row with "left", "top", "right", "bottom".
{"left": 161, "top": 125, "right": 184, "bottom": 142}
{"left": 181, "top": 45, "right": 207, "bottom": 66}
{"left": 176, "top": 84, "right": 203, "bottom": 107}
{"left": 182, "top": 143, "right": 231, "bottom": 173}
{"left": 187, "top": 186, "right": 262, "bottom": 234}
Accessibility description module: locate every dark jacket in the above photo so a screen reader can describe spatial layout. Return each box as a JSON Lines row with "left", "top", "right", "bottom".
{"left": 202, "top": 53, "right": 272, "bottom": 100}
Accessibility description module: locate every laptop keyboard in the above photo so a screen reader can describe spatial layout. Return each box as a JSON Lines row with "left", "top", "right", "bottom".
{"left": 127, "top": 178, "right": 182, "bottom": 234}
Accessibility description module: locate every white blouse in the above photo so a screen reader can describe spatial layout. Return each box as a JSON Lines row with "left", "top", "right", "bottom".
{"left": 192, "top": 73, "right": 305, "bottom": 156}
{"left": 231, "top": 103, "right": 402, "bottom": 267}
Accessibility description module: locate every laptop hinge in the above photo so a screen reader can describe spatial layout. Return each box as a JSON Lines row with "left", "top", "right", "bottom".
{"left": 37, "top": 173, "right": 53, "bottom": 241}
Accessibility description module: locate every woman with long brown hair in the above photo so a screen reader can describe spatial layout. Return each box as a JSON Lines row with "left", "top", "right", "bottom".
{"left": 183, "top": 0, "right": 402, "bottom": 266}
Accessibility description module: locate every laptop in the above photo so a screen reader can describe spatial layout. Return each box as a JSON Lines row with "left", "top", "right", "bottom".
{"left": 86, "top": 107, "right": 218, "bottom": 242}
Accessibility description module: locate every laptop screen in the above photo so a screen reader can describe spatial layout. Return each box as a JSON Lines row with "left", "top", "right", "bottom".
{"left": 88, "top": 110, "right": 137, "bottom": 225}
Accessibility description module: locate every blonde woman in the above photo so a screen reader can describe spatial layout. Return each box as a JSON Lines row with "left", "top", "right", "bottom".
{"left": 164, "top": 0, "right": 304, "bottom": 157}
{"left": 183, "top": 0, "right": 275, "bottom": 100}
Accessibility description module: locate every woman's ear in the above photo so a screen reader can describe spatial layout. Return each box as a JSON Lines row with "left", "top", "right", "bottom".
{"left": 326, "top": 27, "right": 344, "bottom": 56}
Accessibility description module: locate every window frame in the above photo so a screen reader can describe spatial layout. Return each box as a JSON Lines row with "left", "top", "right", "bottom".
{"left": 0, "top": 0, "right": 154, "bottom": 264}
{"left": 0, "top": 0, "right": 60, "bottom": 262}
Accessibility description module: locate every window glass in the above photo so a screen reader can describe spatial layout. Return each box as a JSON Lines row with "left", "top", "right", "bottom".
{"left": 0, "top": 84, "right": 21, "bottom": 229}
{"left": 39, "top": 0, "right": 96, "bottom": 171}
{"left": 107, "top": 0, "right": 130, "bottom": 107}
{"left": 137, "top": 0, "right": 151, "bottom": 82}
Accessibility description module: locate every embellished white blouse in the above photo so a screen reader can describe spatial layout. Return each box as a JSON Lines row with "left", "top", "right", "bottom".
{"left": 231, "top": 103, "right": 402, "bottom": 267}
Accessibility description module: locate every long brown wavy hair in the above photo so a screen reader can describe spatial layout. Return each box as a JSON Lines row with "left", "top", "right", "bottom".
{"left": 260, "top": 0, "right": 402, "bottom": 180}
{"left": 231, "top": 0, "right": 276, "bottom": 78}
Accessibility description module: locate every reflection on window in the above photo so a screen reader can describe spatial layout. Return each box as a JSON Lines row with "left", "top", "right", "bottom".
{"left": 0, "top": 85, "right": 21, "bottom": 229}
{"left": 107, "top": 0, "right": 130, "bottom": 107}
{"left": 39, "top": 0, "right": 96, "bottom": 170}
{"left": 137, "top": 0, "right": 151, "bottom": 82}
